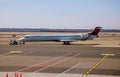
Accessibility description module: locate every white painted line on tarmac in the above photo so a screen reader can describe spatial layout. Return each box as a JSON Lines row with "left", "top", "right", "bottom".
{"left": 55, "top": 62, "right": 81, "bottom": 77}
{"left": 26, "top": 53, "right": 80, "bottom": 77}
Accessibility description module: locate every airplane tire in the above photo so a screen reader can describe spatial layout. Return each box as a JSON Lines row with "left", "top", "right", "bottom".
{"left": 63, "top": 42, "right": 71, "bottom": 45}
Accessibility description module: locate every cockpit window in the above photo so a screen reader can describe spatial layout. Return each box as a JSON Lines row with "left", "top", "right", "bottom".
{"left": 25, "top": 36, "right": 29, "bottom": 38}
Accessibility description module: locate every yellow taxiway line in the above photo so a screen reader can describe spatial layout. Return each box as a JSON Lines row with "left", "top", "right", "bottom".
{"left": 82, "top": 53, "right": 115, "bottom": 76}
{"left": 3, "top": 51, "right": 23, "bottom": 55}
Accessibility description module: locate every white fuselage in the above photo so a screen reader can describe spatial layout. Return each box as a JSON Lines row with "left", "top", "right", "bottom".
{"left": 19, "top": 34, "right": 93, "bottom": 42}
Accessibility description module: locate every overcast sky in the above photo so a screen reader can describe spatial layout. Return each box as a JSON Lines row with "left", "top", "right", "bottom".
{"left": 0, "top": 0, "right": 120, "bottom": 29}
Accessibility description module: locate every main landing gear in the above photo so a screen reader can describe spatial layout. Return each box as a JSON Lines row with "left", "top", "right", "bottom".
{"left": 63, "top": 41, "right": 71, "bottom": 45}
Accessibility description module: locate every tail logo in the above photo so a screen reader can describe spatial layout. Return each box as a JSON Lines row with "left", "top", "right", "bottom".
{"left": 91, "top": 27, "right": 102, "bottom": 35}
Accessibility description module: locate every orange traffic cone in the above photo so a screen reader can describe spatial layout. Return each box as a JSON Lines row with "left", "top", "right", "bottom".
{"left": 16, "top": 73, "right": 19, "bottom": 77}
{"left": 15, "top": 72, "right": 17, "bottom": 77}
{"left": 20, "top": 73, "right": 22, "bottom": 77}
{"left": 6, "top": 73, "right": 8, "bottom": 77}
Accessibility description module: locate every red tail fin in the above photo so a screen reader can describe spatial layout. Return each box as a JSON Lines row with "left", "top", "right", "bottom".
{"left": 90, "top": 27, "right": 102, "bottom": 35}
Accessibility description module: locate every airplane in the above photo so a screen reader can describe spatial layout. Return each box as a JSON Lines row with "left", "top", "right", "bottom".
{"left": 18, "top": 27, "right": 102, "bottom": 45}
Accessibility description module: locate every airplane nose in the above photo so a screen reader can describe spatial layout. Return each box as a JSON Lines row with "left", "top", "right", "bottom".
{"left": 18, "top": 37, "right": 24, "bottom": 41}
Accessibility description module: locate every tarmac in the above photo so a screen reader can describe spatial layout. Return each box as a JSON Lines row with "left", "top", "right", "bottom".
{"left": 0, "top": 44, "right": 120, "bottom": 77}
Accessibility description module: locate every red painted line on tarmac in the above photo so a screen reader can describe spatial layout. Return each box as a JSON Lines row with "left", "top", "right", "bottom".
{"left": 26, "top": 52, "right": 80, "bottom": 76}
{"left": 7, "top": 53, "right": 72, "bottom": 77}
{"left": 16, "top": 53, "right": 71, "bottom": 72}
